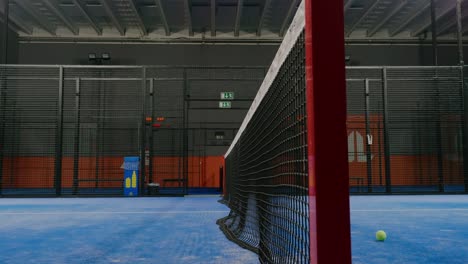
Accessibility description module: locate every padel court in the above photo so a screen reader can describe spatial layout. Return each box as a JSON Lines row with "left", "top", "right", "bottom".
{"left": 2, "top": 0, "right": 468, "bottom": 263}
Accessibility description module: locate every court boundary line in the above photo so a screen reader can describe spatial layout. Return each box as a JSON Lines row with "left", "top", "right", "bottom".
{"left": 351, "top": 208, "right": 468, "bottom": 212}
{"left": 0, "top": 210, "right": 230, "bottom": 215}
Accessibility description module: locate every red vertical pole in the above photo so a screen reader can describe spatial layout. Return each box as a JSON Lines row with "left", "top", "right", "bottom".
{"left": 305, "top": 0, "right": 352, "bottom": 263}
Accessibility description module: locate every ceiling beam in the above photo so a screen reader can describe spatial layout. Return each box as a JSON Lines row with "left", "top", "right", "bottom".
{"left": 42, "top": 0, "right": 79, "bottom": 35}
{"left": 279, "top": 0, "right": 300, "bottom": 37}
{"left": 71, "top": 0, "right": 102, "bottom": 35}
{"left": 128, "top": 0, "right": 147, "bottom": 36}
{"left": 344, "top": 0, "right": 354, "bottom": 14}
{"left": 346, "top": 0, "right": 381, "bottom": 37}
{"left": 462, "top": 17, "right": 468, "bottom": 34}
{"left": 234, "top": 0, "right": 243, "bottom": 37}
{"left": 0, "top": 11, "right": 33, "bottom": 35}
{"left": 9, "top": 14, "right": 33, "bottom": 34}
{"left": 390, "top": 2, "right": 430, "bottom": 37}
{"left": 412, "top": 3, "right": 458, "bottom": 37}
{"left": 184, "top": 0, "right": 193, "bottom": 36}
{"left": 211, "top": 0, "right": 215, "bottom": 37}
{"left": 99, "top": 0, "right": 125, "bottom": 36}
{"left": 256, "top": 0, "right": 272, "bottom": 36}
{"left": 14, "top": 0, "right": 56, "bottom": 36}
{"left": 156, "top": 0, "right": 170, "bottom": 36}
{"left": 437, "top": 1, "right": 467, "bottom": 35}
{"left": 367, "top": 0, "right": 407, "bottom": 37}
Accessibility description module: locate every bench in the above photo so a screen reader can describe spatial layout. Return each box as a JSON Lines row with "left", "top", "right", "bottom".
{"left": 162, "top": 178, "right": 187, "bottom": 187}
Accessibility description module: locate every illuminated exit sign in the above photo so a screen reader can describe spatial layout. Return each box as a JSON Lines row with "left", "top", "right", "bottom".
{"left": 220, "top": 92, "right": 234, "bottom": 100}
{"left": 219, "top": 101, "right": 232, "bottom": 108}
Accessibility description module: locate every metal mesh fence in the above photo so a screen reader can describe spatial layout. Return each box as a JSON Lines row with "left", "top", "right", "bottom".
{"left": 0, "top": 66, "right": 59, "bottom": 195}
{"left": 346, "top": 66, "right": 465, "bottom": 193}
{"left": 62, "top": 67, "right": 144, "bottom": 195}
{"left": 0, "top": 65, "right": 266, "bottom": 196}
{"left": 0, "top": 65, "right": 467, "bottom": 197}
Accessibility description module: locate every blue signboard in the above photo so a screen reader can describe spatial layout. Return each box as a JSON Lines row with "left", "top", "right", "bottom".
{"left": 123, "top": 156, "right": 139, "bottom": 196}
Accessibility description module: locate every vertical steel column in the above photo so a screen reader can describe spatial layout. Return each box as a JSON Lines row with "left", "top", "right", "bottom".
{"left": 149, "top": 78, "right": 154, "bottom": 184}
{"left": 1, "top": 0, "right": 9, "bottom": 64}
{"left": 55, "top": 67, "right": 64, "bottom": 196}
{"left": 456, "top": 0, "right": 464, "bottom": 65}
{"left": 431, "top": 0, "right": 444, "bottom": 192}
{"left": 73, "top": 78, "right": 81, "bottom": 195}
{"left": 364, "top": 79, "right": 373, "bottom": 192}
{"left": 0, "top": 0, "right": 9, "bottom": 196}
{"left": 382, "top": 67, "right": 392, "bottom": 193}
{"left": 140, "top": 67, "right": 147, "bottom": 195}
{"left": 305, "top": 0, "right": 351, "bottom": 262}
{"left": 430, "top": 0, "right": 438, "bottom": 66}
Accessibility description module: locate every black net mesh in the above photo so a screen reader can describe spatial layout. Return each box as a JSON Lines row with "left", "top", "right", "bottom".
{"left": 217, "top": 31, "right": 309, "bottom": 264}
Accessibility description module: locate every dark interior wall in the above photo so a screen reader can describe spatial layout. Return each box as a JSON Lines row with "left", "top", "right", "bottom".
{"left": 0, "top": 1, "right": 19, "bottom": 64}
{"left": 0, "top": 0, "right": 6, "bottom": 64}
{"left": 345, "top": 44, "right": 468, "bottom": 66}
{"left": 16, "top": 43, "right": 279, "bottom": 66}
{"left": 16, "top": 41, "right": 468, "bottom": 66}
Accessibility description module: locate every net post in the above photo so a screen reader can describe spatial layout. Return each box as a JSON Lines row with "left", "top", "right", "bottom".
{"left": 304, "top": 0, "right": 351, "bottom": 263}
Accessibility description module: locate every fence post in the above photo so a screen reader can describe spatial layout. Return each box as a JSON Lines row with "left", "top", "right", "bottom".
{"left": 382, "top": 67, "right": 392, "bottom": 193}
{"left": 73, "top": 78, "right": 81, "bottom": 195}
{"left": 364, "top": 78, "right": 373, "bottom": 192}
{"left": 0, "top": 67, "right": 4, "bottom": 196}
{"left": 183, "top": 69, "right": 189, "bottom": 195}
{"left": 148, "top": 78, "right": 154, "bottom": 184}
{"left": 219, "top": 166, "right": 224, "bottom": 193}
{"left": 55, "top": 66, "right": 64, "bottom": 196}
{"left": 140, "top": 67, "right": 147, "bottom": 196}
{"left": 460, "top": 66, "right": 468, "bottom": 193}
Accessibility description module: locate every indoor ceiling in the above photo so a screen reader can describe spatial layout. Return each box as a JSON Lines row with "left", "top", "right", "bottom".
{"left": 1, "top": 0, "right": 467, "bottom": 43}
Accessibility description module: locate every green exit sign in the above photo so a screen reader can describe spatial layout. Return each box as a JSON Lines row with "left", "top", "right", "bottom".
{"left": 220, "top": 92, "right": 235, "bottom": 100}
{"left": 219, "top": 101, "right": 232, "bottom": 108}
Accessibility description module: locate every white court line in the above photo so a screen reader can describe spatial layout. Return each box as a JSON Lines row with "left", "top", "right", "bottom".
{"left": 0, "top": 210, "right": 230, "bottom": 215}
{"left": 352, "top": 208, "right": 468, "bottom": 212}
{"left": 2, "top": 208, "right": 467, "bottom": 215}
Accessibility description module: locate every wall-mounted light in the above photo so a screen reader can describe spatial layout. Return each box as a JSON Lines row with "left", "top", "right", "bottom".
{"left": 88, "top": 53, "right": 111, "bottom": 65}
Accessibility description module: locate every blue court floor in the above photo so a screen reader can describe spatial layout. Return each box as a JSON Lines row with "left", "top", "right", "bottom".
{"left": 351, "top": 195, "right": 468, "bottom": 264}
{"left": 0, "top": 196, "right": 257, "bottom": 264}
{"left": 0, "top": 195, "right": 468, "bottom": 263}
